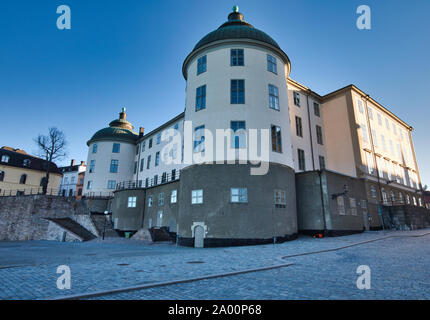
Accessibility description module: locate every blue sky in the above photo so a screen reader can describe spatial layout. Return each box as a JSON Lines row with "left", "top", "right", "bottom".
{"left": 0, "top": 0, "right": 429, "bottom": 185}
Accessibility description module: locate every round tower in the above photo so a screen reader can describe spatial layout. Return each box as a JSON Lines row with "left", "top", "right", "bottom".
{"left": 83, "top": 108, "right": 138, "bottom": 197}
{"left": 177, "top": 8, "right": 297, "bottom": 247}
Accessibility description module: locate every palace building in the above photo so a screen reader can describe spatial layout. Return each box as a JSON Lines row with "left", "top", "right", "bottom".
{"left": 82, "top": 7, "right": 426, "bottom": 246}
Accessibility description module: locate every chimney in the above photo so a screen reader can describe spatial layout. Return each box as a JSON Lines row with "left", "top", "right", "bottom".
{"left": 119, "top": 107, "right": 126, "bottom": 120}
{"left": 70, "top": 159, "right": 75, "bottom": 166}
{"left": 139, "top": 127, "right": 145, "bottom": 137}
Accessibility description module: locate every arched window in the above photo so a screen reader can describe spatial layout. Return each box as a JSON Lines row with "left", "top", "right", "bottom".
{"left": 399, "top": 192, "right": 403, "bottom": 204}
{"left": 390, "top": 191, "right": 395, "bottom": 202}
{"left": 406, "top": 194, "right": 410, "bottom": 204}
{"left": 0, "top": 171, "right": 4, "bottom": 182}
{"left": 413, "top": 197, "right": 417, "bottom": 206}
{"left": 19, "top": 174, "right": 27, "bottom": 184}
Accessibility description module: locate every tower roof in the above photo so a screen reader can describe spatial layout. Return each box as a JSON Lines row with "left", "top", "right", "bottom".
{"left": 183, "top": 7, "right": 290, "bottom": 79}
{"left": 87, "top": 108, "right": 138, "bottom": 146}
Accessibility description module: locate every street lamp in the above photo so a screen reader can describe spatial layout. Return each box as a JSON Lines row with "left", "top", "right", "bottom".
{"left": 102, "top": 210, "right": 109, "bottom": 240}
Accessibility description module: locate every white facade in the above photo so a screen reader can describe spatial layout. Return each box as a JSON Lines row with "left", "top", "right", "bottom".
{"left": 132, "top": 117, "right": 186, "bottom": 187}
{"left": 83, "top": 141, "right": 136, "bottom": 196}
{"left": 184, "top": 43, "right": 294, "bottom": 169}
{"left": 59, "top": 163, "right": 86, "bottom": 197}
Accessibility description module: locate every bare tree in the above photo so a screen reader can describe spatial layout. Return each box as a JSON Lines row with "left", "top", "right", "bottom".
{"left": 34, "top": 127, "right": 67, "bottom": 194}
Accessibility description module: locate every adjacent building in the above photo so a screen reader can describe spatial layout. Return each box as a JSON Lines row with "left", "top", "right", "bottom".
{"left": 59, "top": 160, "right": 86, "bottom": 197}
{"left": 0, "top": 146, "right": 62, "bottom": 196}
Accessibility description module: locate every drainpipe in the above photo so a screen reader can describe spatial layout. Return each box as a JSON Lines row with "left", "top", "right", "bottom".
{"left": 363, "top": 95, "right": 385, "bottom": 230}
{"left": 318, "top": 170, "right": 327, "bottom": 234}
{"left": 306, "top": 94, "right": 316, "bottom": 170}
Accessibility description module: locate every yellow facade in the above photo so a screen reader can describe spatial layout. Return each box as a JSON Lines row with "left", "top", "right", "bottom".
{"left": 0, "top": 164, "right": 62, "bottom": 196}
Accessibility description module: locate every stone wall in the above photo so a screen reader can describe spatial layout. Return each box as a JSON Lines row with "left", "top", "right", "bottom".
{"left": 0, "top": 195, "right": 97, "bottom": 241}
{"left": 382, "top": 205, "right": 430, "bottom": 230}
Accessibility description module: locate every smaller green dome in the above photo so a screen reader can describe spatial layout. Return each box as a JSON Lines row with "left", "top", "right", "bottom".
{"left": 87, "top": 108, "right": 139, "bottom": 146}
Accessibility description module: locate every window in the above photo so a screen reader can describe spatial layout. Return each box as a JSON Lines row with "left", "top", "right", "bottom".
{"left": 399, "top": 192, "right": 404, "bottom": 203}
{"left": 271, "top": 125, "right": 282, "bottom": 153}
{"left": 295, "top": 116, "right": 303, "bottom": 137}
{"left": 316, "top": 125, "right": 323, "bottom": 145}
{"left": 389, "top": 139, "right": 394, "bottom": 155}
{"left": 148, "top": 195, "right": 153, "bottom": 207}
{"left": 366, "top": 152, "right": 374, "bottom": 175}
{"left": 156, "top": 133, "right": 161, "bottom": 144}
{"left": 142, "top": 141, "right": 146, "bottom": 152}
{"left": 149, "top": 138, "right": 153, "bottom": 149}
{"left": 87, "top": 180, "right": 93, "bottom": 190}
{"left": 194, "top": 125, "right": 205, "bottom": 152}
{"left": 153, "top": 175, "right": 158, "bottom": 186}
{"left": 145, "top": 178, "right": 149, "bottom": 188}
{"left": 314, "top": 103, "right": 320, "bottom": 117}
{"left": 392, "top": 123, "right": 397, "bottom": 135}
{"left": 413, "top": 196, "right": 417, "bottom": 206}
{"left": 23, "top": 159, "right": 31, "bottom": 167}
{"left": 78, "top": 189, "right": 82, "bottom": 196}
{"left": 112, "top": 143, "right": 120, "bottom": 153}
{"left": 418, "top": 198, "right": 423, "bottom": 207}
{"left": 298, "top": 149, "right": 306, "bottom": 171}
{"left": 337, "top": 197, "right": 345, "bottom": 215}
{"left": 171, "top": 190, "right": 177, "bottom": 203}
{"left": 92, "top": 144, "right": 98, "bottom": 153}
{"left": 371, "top": 130, "right": 377, "bottom": 147}
{"left": 274, "top": 190, "right": 286, "bottom": 208}
{"left": 377, "top": 113, "right": 382, "bottom": 126}
{"left": 267, "top": 54, "right": 277, "bottom": 73}
{"left": 268, "top": 84, "right": 279, "bottom": 110}
{"left": 40, "top": 177, "right": 47, "bottom": 187}
{"left": 319, "top": 156, "right": 326, "bottom": 170}
{"left": 19, "top": 174, "right": 27, "bottom": 184}
{"left": 231, "top": 49, "right": 244, "bottom": 66}
{"left": 231, "top": 80, "right": 245, "bottom": 104}
{"left": 385, "top": 118, "right": 390, "bottom": 130}
{"left": 382, "top": 188, "right": 388, "bottom": 204}
{"left": 134, "top": 161, "right": 137, "bottom": 174}
{"left": 191, "top": 189, "right": 203, "bottom": 204}
{"left": 350, "top": 198, "right": 357, "bottom": 215}
{"left": 171, "top": 169, "right": 177, "bottom": 180}
{"left": 293, "top": 92, "right": 300, "bottom": 106}
{"left": 361, "top": 123, "right": 369, "bottom": 142}
{"left": 197, "top": 55, "right": 207, "bottom": 75}
{"left": 390, "top": 191, "right": 396, "bottom": 202}
{"left": 381, "top": 134, "right": 387, "bottom": 151}
{"left": 158, "top": 192, "right": 164, "bottom": 206}
{"left": 89, "top": 160, "right": 95, "bottom": 173}
{"left": 1, "top": 155, "right": 10, "bottom": 163}
{"left": 361, "top": 200, "right": 367, "bottom": 209}
{"left": 155, "top": 152, "right": 160, "bottom": 166}
{"left": 231, "top": 188, "right": 248, "bottom": 203}
{"left": 136, "top": 144, "right": 139, "bottom": 155}
{"left": 107, "top": 180, "right": 116, "bottom": 189}
{"left": 127, "top": 196, "right": 137, "bottom": 208}
{"left": 140, "top": 158, "right": 144, "bottom": 172}
{"left": 231, "top": 121, "right": 246, "bottom": 149}
{"left": 0, "top": 171, "right": 4, "bottom": 182}
{"left": 196, "top": 85, "right": 206, "bottom": 111}
{"left": 110, "top": 160, "right": 119, "bottom": 173}
{"left": 367, "top": 107, "right": 373, "bottom": 120}
{"left": 406, "top": 194, "right": 410, "bottom": 204}
{"left": 356, "top": 99, "right": 364, "bottom": 113}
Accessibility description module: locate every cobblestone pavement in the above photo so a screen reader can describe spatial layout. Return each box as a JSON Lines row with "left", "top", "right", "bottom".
{"left": 1, "top": 229, "right": 429, "bottom": 300}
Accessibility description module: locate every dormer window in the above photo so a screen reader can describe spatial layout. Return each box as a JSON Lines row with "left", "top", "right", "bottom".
{"left": 23, "top": 159, "right": 31, "bottom": 167}
{"left": 1, "top": 155, "right": 9, "bottom": 163}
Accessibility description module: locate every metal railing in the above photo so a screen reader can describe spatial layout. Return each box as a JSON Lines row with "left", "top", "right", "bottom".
{"left": 82, "top": 192, "right": 114, "bottom": 199}
{"left": 0, "top": 188, "right": 62, "bottom": 197}
{"left": 116, "top": 170, "right": 181, "bottom": 191}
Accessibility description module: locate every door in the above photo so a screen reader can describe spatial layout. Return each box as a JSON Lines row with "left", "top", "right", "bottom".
{"left": 156, "top": 211, "right": 163, "bottom": 227}
{"left": 194, "top": 225, "right": 204, "bottom": 248}
{"left": 362, "top": 210, "right": 370, "bottom": 231}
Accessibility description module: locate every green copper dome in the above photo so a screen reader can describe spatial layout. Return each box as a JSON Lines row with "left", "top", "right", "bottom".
{"left": 87, "top": 108, "right": 138, "bottom": 146}
{"left": 193, "top": 11, "right": 281, "bottom": 51}
{"left": 183, "top": 8, "right": 290, "bottom": 79}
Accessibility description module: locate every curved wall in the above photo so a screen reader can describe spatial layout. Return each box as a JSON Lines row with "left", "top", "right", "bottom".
{"left": 83, "top": 141, "right": 135, "bottom": 196}
{"left": 177, "top": 163, "right": 297, "bottom": 247}
{"left": 184, "top": 43, "right": 294, "bottom": 168}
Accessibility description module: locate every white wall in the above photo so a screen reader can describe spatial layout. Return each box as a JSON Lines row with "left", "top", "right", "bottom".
{"left": 83, "top": 141, "right": 135, "bottom": 195}
{"left": 184, "top": 43, "right": 294, "bottom": 169}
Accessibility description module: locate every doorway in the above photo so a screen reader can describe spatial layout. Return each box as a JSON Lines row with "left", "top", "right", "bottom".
{"left": 194, "top": 225, "right": 204, "bottom": 248}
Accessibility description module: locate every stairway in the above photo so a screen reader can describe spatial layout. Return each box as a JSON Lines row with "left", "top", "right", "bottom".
{"left": 46, "top": 218, "right": 97, "bottom": 241}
